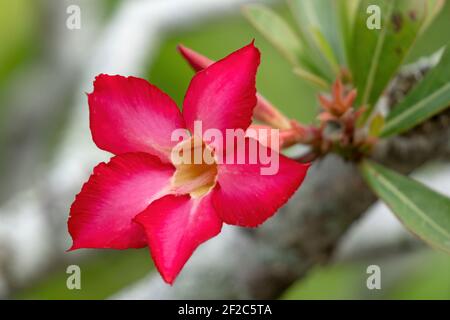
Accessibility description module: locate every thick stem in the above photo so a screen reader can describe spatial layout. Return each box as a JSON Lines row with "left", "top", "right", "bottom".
{"left": 112, "top": 62, "right": 450, "bottom": 299}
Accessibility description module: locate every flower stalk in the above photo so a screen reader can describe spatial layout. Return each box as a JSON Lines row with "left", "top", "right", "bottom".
{"left": 178, "top": 44, "right": 292, "bottom": 130}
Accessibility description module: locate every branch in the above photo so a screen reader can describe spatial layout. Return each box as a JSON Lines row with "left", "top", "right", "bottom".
{"left": 113, "top": 60, "right": 450, "bottom": 300}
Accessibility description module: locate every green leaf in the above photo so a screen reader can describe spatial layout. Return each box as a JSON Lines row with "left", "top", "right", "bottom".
{"left": 368, "top": 113, "right": 385, "bottom": 136}
{"left": 242, "top": 4, "right": 329, "bottom": 88}
{"left": 242, "top": 4, "right": 303, "bottom": 67}
{"left": 310, "top": 27, "right": 340, "bottom": 74}
{"left": 360, "top": 160, "right": 450, "bottom": 254}
{"left": 293, "top": 66, "right": 329, "bottom": 89}
{"left": 381, "top": 44, "right": 450, "bottom": 137}
{"left": 422, "top": 0, "right": 446, "bottom": 32}
{"left": 351, "top": 0, "right": 427, "bottom": 110}
{"left": 338, "top": 0, "right": 360, "bottom": 67}
{"left": 288, "top": 0, "right": 346, "bottom": 81}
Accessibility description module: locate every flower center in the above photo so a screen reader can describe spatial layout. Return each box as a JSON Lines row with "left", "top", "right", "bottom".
{"left": 170, "top": 137, "right": 218, "bottom": 198}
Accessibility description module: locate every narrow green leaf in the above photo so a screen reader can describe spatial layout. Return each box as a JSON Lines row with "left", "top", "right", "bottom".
{"left": 288, "top": 0, "right": 346, "bottom": 81}
{"left": 338, "top": 0, "right": 360, "bottom": 67}
{"left": 368, "top": 113, "right": 385, "bottom": 136}
{"left": 421, "top": 0, "right": 446, "bottom": 32}
{"left": 360, "top": 160, "right": 450, "bottom": 254}
{"left": 381, "top": 44, "right": 450, "bottom": 137}
{"left": 351, "top": 0, "right": 427, "bottom": 110}
{"left": 243, "top": 3, "right": 329, "bottom": 83}
{"left": 242, "top": 4, "right": 303, "bottom": 66}
{"left": 293, "top": 66, "right": 329, "bottom": 89}
{"left": 310, "top": 27, "right": 340, "bottom": 74}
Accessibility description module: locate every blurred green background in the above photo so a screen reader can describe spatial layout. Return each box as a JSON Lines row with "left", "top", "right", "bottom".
{"left": 0, "top": 0, "right": 449, "bottom": 300}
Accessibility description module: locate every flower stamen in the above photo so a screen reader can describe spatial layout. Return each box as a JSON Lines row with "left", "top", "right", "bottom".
{"left": 170, "top": 137, "right": 218, "bottom": 198}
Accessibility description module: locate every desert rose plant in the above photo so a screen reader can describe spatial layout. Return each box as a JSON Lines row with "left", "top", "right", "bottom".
{"left": 68, "top": 43, "right": 309, "bottom": 284}
{"left": 68, "top": 0, "right": 450, "bottom": 284}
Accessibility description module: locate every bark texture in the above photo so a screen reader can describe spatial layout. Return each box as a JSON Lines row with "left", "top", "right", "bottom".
{"left": 112, "top": 60, "right": 450, "bottom": 300}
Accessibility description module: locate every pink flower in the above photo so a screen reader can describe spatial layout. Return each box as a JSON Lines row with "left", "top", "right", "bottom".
{"left": 68, "top": 43, "right": 310, "bottom": 284}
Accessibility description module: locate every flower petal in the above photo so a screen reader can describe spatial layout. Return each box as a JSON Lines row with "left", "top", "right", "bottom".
{"left": 177, "top": 44, "right": 213, "bottom": 72}
{"left": 182, "top": 43, "right": 260, "bottom": 137}
{"left": 88, "top": 74, "right": 186, "bottom": 162}
{"left": 134, "top": 193, "right": 222, "bottom": 284}
{"left": 213, "top": 138, "right": 310, "bottom": 227}
{"left": 178, "top": 44, "right": 291, "bottom": 129}
{"left": 68, "top": 153, "right": 174, "bottom": 250}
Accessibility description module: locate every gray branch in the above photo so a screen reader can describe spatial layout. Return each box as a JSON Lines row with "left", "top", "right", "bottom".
{"left": 112, "top": 59, "right": 450, "bottom": 300}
